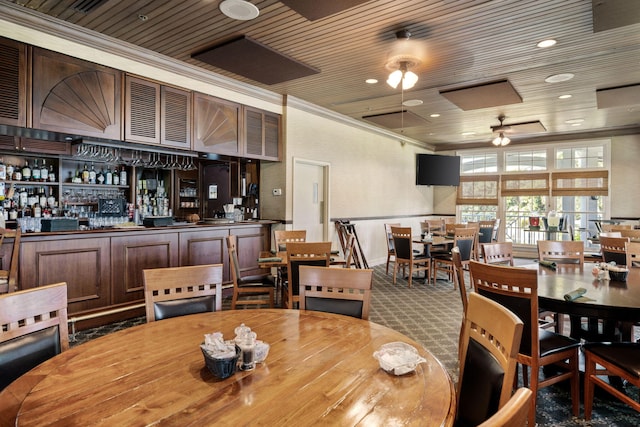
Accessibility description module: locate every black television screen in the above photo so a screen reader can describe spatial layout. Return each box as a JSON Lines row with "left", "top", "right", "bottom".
{"left": 416, "top": 154, "right": 461, "bottom": 186}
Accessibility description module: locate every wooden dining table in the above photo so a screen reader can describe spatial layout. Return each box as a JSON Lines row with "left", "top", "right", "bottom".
{"left": 528, "top": 263, "right": 640, "bottom": 341}
{"left": 1, "top": 309, "right": 456, "bottom": 426}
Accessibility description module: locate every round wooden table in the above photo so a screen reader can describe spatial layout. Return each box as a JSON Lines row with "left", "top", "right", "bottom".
{"left": 7, "top": 309, "right": 456, "bottom": 426}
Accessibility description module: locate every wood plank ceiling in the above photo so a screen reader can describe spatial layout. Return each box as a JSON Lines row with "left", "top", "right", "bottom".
{"left": 3, "top": 0, "right": 640, "bottom": 150}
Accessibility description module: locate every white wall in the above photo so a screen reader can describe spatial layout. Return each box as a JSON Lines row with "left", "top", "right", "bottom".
{"left": 610, "top": 135, "right": 640, "bottom": 218}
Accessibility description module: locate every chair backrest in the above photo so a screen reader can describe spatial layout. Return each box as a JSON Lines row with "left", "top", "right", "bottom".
{"left": 469, "top": 260, "right": 539, "bottom": 359}
{"left": 0, "top": 282, "right": 68, "bottom": 390}
{"left": 620, "top": 229, "right": 640, "bottom": 240}
{"left": 492, "top": 218, "right": 501, "bottom": 241}
{"left": 451, "top": 247, "right": 468, "bottom": 313}
{"left": 421, "top": 219, "right": 444, "bottom": 234}
{"left": 143, "top": 264, "right": 223, "bottom": 322}
{"left": 602, "top": 224, "right": 633, "bottom": 232}
{"left": 0, "top": 228, "right": 21, "bottom": 294}
{"left": 477, "top": 387, "right": 533, "bottom": 427}
{"left": 537, "top": 240, "right": 584, "bottom": 265}
{"left": 227, "top": 234, "right": 262, "bottom": 286}
{"left": 626, "top": 241, "right": 640, "bottom": 268}
{"left": 384, "top": 223, "right": 401, "bottom": 253}
{"left": 298, "top": 266, "right": 373, "bottom": 319}
{"left": 454, "top": 227, "right": 478, "bottom": 262}
{"left": 445, "top": 222, "right": 466, "bottom": 235}
{"left": 599, "top": 231, "right": 622, "bottom": 237}
{"left": 390, "top": 226, "right": 414, "bottom": 260}
{"left": 273, "top": 229, "right": 307, "bottom": 252}
{"left": 482, "top": 242, "right": 514, "bottom": 266}
{"left": 478, "top": 220, "right": 495, "bottom": 244}
{"left": 599, "top": 236, "right": 629, "bottom": 266}
{"left": 286, "top": 242, "right": 332, "bottom": 300}
{"left": 456, "top": 292, "right": 524, "bottom": 426}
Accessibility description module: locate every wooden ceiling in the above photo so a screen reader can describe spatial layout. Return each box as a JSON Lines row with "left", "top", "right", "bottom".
{"left": 4, "top": 0, "right": 640, "bottom": 150}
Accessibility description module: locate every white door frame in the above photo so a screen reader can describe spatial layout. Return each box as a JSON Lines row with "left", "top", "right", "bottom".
{"left": 292, "top": 157, "right": 330, "bottom": 241}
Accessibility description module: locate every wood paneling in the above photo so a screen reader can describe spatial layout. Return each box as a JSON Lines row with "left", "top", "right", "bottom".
{"left": 193, "top": 92, "right": 241, "bottom": 155}
{"left": 0, "top": 37, "right": 27, "bottom": 127}
{"left": 178, "top": 228, "right": 229, "bottom": 280}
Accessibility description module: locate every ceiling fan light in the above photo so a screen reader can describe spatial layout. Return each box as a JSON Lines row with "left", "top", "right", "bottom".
{"left": 402, "top": 71, "right": 418, "bottom": 90}
{"left": 387, "top": 69, "right": 403, "bottom": 89}
{"left": 492, "top": 132, "right": 510, "bottom": 146}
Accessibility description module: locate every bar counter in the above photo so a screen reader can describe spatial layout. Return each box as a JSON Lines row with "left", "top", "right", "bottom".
{"left": 10, "top": 220, "right": 276, "bottom": 330}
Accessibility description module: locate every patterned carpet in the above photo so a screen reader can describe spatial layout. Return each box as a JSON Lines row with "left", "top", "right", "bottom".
{"left": 72, "top": 264, "right": 640, "bottom": 426}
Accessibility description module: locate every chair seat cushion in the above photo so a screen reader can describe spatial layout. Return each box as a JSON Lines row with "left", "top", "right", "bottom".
{"left": 238, "top": 274, "right": 275, "bottom": 288}
{"left": 154, "top": 295, "right": 216, "bottom": 321}
{"left": 538, "top": 328, "right": 580, "bottom": 357}
{"left": 584, "top": 342, "right": 640, "bottom": 379}
{"left": 305, "top": 297, "right": 363, "bottom": 319}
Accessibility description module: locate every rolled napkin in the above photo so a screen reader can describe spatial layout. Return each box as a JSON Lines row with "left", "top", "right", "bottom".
{"left": 564, "top": 287, "right": 587, "bottom": 302}
{"left": 258, "top": 257, "right": 282, "bottom": 263}
{"left": 538, "top": 260, "right": 557, "bottom": 270}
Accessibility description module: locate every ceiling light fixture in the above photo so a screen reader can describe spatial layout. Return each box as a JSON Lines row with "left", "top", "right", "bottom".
{"left": 491, "top": 115, "right": 511, "bottom": 146}
{"left": 537, "top": 39, "right": 557, "bottom": 48}
{"left": 219, "top": 0, "right": 259, "bottom": 20}
{"left": 386, "top": 30, "right": 422, "bottom": 90}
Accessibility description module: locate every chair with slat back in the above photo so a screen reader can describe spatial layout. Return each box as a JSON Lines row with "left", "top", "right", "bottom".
{"left": 620, "top": 229, "right": 640, "bottom": 240}
{"left": 455, "top": 293, "right": 524, "bottom": 427}
{"left": 273, "top": 229, "right": 307, "bottom": 288}
{"left": 468, "top": 261, "right": 581, "bottom": 426}
{"left": 626, "top": 241, "right": 640, "bottom": 268}
{"left": 227, "top": 235, "right": 274, "bottom": 309}
{"left": 481, "top": 242, "right": 514, "bottom": 266}
{"left": 421, "top": 218, "right": 444, "bottom": 234}
{"left": 601, "top": 224, "right": 633, "bottom": 232}
{"left": 284, "top": 241, "right": 331, "bottom": 309}
{"left": 384, "top": 223, "right": 400, "bottom": 275}
{"left": 143, "top": 264, "right": 223, "bottom": 322}
{"left": 390, "top": 226, "right": 431, "bottom": 288}
{"left": 432, "top": 227, "right": 477, "bottom": 287}
{"left": 0, "top": 282, "right": 68, "bottom": 391}
{"left": 477, "top": 387, "right": 533, "bottom": 427}
{"left": 599, "top": 231, "right": 622, "bottom": 237}
{"left": 537, "top": 240, "right": 584, "bottom": 265}
{"left": 478, "top": 220, "right": 495, "bottom": 247}
{"left": 298, "top": 266, "right": 373, "bottom": 319}
{"left": 0, "top": 228, "right": 21, "bottom": 294}
{"left": 598, "top": 236, "right": 629, "bottom": 266}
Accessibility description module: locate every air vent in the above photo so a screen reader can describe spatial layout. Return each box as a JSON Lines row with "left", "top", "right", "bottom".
{"left": 70, "top": 0, "right": 110, "bottom": 14}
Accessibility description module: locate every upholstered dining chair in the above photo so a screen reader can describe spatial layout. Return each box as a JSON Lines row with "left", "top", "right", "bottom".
{"left": 477, "top": 387, "right": 533, "bottom": 427}
{"left": 143, "top": 264, "right": 223, "bottom": 322}
{"left": 226, "top": 235, "right": 274, "bottom": 309}
{"left": 477, "top": 220, "right": 495, "bottom": 247}
{"left": 0, "top": 227, "right": 21, "bottom": 294}
{"left": 599, "top": 236, "right": 630, "bottom": 266}
{"left": 390, "top": 226, "right": 430, "bottom": 288}
{"left": 384, "top": 223, "right": 400, "bottom": 274}
{"left": 0, "top": 282, "right": 68, "bottom": 390}
{"left": 469, "top": 260, "right": 581, "bottom": 426}
{"left": 583, "top": 342, "right": 640, "bottom": 420}
{"left": 626, "top": 241, "right": 640, "bottom": 268}
{"left": 298, "top": 266, "right": 373, "bottom": 319}
{"left": 432, "top": 227, "right": 477, "bottom": 287}
{"left": 537, "top": 240, "right": 584, "bottom": 265}
{"left": 273, "top": 229, "right": 307, "bottom": 288}
{"left": 455, "top": 292, "right": 524, "bottom": 427}
{"left": 283, "top": 241, "right": 331, "bottom": 309}
{"left": 481, "top": 241, "right": 514, "bottom": 266}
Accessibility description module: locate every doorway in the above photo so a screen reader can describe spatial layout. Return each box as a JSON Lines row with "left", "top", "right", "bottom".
{"left": 293, "top": 158, "right": 330, "bottom": 242}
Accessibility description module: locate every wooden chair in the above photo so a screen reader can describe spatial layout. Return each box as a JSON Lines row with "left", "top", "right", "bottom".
{"left": 0, "top": 282, "right": 68, "bottom": 390}
{"left": 469, "top": 260, "right": 581, "bottom": 426}
{"left": 432, "top": 227, "right": 476, "bottom": 287}
{"left": 598, "top": 236, "right": 629, "bottom": 266}
{"left": 226, "top": 235, "right": 274, "bottom": 309}
{"left": 626, "top": 241, "right": 640, "bottom": 268}
{"left": 599, "top": 231, "right": 622, "bottom": 237}
{"left": 583, "top": 342, "right": 640, "bottom": 420}
{"left": 620, "top": 229, "right": 640, "bottom": 240}
{"left": 451, "top": 247, "right": 469, "bottom": 313}
{"left": 384, "top": 223, "right": 400, "bottom": 274}
{"left": 455, "top": 293, "right": 524, "bottom": 427}
{"left": 0, "top": 228, "right": 21, "bottom": 294}
{"left": 478, "top": 220, "right": 495, "bottom": 247}
{"left": 284, "top": 241, "right": 331, "bottom": 309}
{"left": 477, "top": 387, "right": 533, "bottom": 427}
{"left": 273, "top": 229, "right": 307, "bottom": 251}
{"left": 298, "top": 266, "right": 373, "bottom": 319}
{"left": 492, "top": 218, "right": 501, "bottom": 242}
{"left": 420, "top": 218, "right": 444, "bottom": 234}
{"left": 481, "top": 241, "right": 514, "bottom": 266}
{"left": 143, "top": 264, "right": 223, "bottom": 322}
{"left": 602, "top": 224, "right": 633, "bottom": 232}
{"left": 390, "top": 226, "right": 430, "bottom": 288}
{"left": 445, "top": 222, "right": 466, "bottom": 235}
{"left": 537, "top": 240, "right": 584, "bottom": 265}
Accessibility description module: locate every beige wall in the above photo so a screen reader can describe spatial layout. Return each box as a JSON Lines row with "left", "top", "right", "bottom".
{"left": 610, "top": 136, "right": 640, "bottom": 218}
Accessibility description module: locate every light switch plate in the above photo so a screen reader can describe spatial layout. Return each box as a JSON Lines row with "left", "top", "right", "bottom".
{"left": 272, "top": 188, "right": 282, "bottom": 196}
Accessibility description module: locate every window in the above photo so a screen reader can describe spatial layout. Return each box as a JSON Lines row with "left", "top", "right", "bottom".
{"left": 556, "top": 145, "right": 604, "bottom": 169}
{"left": 460, "top": 153, "right": 497, "bottom": 173}
{"left": 505, "top": 150, "right": 547, "bottom": 172}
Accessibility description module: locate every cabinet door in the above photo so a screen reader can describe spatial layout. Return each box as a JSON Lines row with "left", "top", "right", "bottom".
{"left": 243, "top": 106, "right": 281, "bottom": 161}
{"left": 32, "top": 48, "right": 122, "bottom": 140}
{"left": 179, "top": 228, "right": 229, "bottom": 281}
{"left": 0, "top": 37, "right": 27, "bottom": 127}
{"left": 264, "top": 113, "right": 281, "bottom": 160}
{"left": 125, "top": 76, "right": 160, "bottom": 144}
{"left": 193, "top": 92, "right": 241, "bottom": 155}
{"left": 161, "top": 86, "right": 191, "bottom": 149}
{"left": 20, "top": 138, "right": 70, "bottom": 155}
{"left": 20, "top": 237, "right": 111, "bottom": 315}
{"left": 111, "top": 232, "right": 179, "bottom": 305}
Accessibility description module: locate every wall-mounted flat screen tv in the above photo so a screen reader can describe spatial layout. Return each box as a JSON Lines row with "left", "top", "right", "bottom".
{"left": 416, "top": 154, "right": 461, "bottom": 186}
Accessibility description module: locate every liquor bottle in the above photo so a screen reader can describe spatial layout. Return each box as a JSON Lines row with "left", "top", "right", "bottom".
{"left": 97, "top": 167, "right": 105, "bottom": 185}
{"left": 47, "top": 187, "right": 56, "bottom": 209}
{"left": 119, "top": 166, "right": 127, "bottom": 186}
{"left": 112, "top": 168, "right": 119, "bottom": 185}
{"left": 33, "top": 202, "right": 42, "bottom": 218}
{"left": 22, "top": 160, "right": 31, "bottom": 181}
{"left": 18, "top": 187, "right": 28, "bottom": 208}
{"left": 40, "top": 159, "right": 48, "bottom": 182}
{"left": 32, "top": 159, "right": 41, "bottom": 181}
{"left": 6, "top": 163, "right": 14, "bottom": 181}
{"left": 105, "top": 168, "right": 113, "bottom": 185}
{"left": 48, "top": 164, "right": 56, "bottom": 182}
{"left": 82, "top": 163, "right": 90, "bottom": 184}
{"left": 13, "top": 166, "right": 21, "bottom": 181}
{"left": 39, "top": 187, "right": 47, "bottom": 208}
{"left": 0, "top": 157, "right": 6, "bottom": 180}
{"left": 89, "top": 163, "right": 97, "bottom": 184}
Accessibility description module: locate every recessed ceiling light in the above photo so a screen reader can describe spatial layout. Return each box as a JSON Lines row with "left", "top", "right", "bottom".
{"left": 138, "top": 14, "right": 148, "bottom": 21}
{"left": 558, "top": 94, "right": 572, "bottom": 99}
{"left": 430, "top": 113, "right": 440, "bottom": 118}
{"left": 545, "top": 73, "right": 574, "bottom": 83}
{"left": 219, "top": 0, "right": 260, "bottom": 20}
{"left": 365, "top": 78, "right": 378, "bottom": 84}
{"left": 537, "top": 39, "right": 557, "bottom": 48}
{"left": 402, "top": 99, "right": 423, "bottom": 107}
{"left": 565, "top": 118, "right": 584, "bottom": 124}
